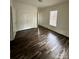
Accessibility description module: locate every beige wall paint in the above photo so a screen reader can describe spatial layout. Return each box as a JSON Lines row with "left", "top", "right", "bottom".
{"left": 15, "top": 2, "right": 38, "bottom": 31}
{"left": 10, "top": 0, "right": 16, "bottom": 41}
{"left": 38, "top": 2, "right": 69, "bottom": 37}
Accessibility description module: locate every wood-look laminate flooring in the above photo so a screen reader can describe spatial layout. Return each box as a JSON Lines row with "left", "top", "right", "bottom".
{"left": 10, "top": 26, "right": 69, "bottom": 59}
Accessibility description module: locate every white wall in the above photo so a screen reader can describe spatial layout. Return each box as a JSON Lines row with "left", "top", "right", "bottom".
{"left": 38, "top": 2, "right": 69, "bottom": 37}
{"left": 15, "top": 2, "right": 38, "bottom": 31}
{"left": 10, "top": 0, "right": 16, "bottom": 41}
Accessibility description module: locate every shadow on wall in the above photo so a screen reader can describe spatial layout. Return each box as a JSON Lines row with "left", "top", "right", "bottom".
{"left": 10, "top": 6, "right": 14, "bottom": 41}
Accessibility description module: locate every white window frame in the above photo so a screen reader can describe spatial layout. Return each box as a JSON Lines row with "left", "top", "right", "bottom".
{"left": 49, "top": 10, "right": 58, "bottom": 27}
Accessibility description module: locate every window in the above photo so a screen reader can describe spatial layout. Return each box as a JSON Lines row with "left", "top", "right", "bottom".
{"left": 49, "top": 10, "right": 58, "bottom": 27}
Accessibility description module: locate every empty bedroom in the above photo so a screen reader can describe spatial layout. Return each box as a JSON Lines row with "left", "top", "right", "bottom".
{"left": 10, "top": 0, "right": 69, "bottom": 59}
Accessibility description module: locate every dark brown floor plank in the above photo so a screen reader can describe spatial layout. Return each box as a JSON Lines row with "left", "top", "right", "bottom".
{"left": 10, "top": 26, "right": 69, "bottom": 59}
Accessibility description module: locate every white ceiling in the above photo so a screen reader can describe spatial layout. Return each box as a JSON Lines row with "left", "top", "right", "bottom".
{"left": 14, "top": 0, "right": 68, "bottom": 7}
